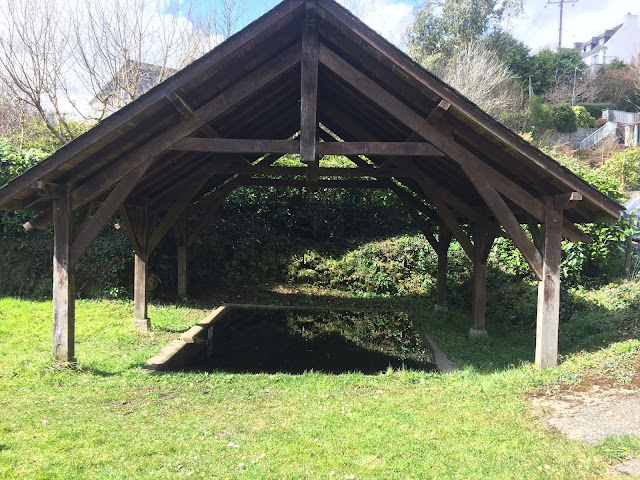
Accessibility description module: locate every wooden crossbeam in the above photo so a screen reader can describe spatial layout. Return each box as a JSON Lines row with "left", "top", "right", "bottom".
{"left": 69, "top": 155, "right": 156, "bottom": 268}
{"left": 118, "top": 205, "right": 141, "bottom": 256}
{"left": 24, "top": 44, "right": 301, "bottom": 231}
{"left": 317, "top": 142, "right": 444, "bottom": 157}
{"left": 146, "top": 165, "right": 213, "bottom": 254}
{"left": 171, "top": 138, "right": 300, "bottom": 154}
{"left": 31, "top": 181, "right": 65, "bottom": 198}
{"left": 317, "top": 44, "right": 588, "bottom": 245}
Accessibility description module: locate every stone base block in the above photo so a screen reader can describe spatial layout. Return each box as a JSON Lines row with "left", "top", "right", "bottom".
{"left": 133, "top": 318, "right": 151, "bottom": 331}
{"left": 434, "top": 304, "right": 448, "bottom": 312}
{"left": 468, "top": 328, "right": 488, "bottom": 339}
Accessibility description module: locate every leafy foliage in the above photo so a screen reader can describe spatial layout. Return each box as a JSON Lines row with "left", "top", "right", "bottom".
{"left": 530, "top": 49, "right": 585, "bottom": 95}
{"left": 550, "top": 103, "right": 577, "bottom": 132}
{"left": 572, "top": 106, "right": 595, "bottom": 128}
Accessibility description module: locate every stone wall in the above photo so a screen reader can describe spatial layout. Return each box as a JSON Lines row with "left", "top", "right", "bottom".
{"left": 545, "top": 127, "right": 598, "bottom": 149}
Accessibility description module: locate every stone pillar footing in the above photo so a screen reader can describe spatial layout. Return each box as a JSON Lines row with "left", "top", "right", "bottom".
{"left": 468, "top": 328, "right": 488, "bottom": 339}
{"left": 133, "top": 318, "right": 151, "bottom": 331}
{"left": 434, "top": 304, "right": 448, "bottom": 312}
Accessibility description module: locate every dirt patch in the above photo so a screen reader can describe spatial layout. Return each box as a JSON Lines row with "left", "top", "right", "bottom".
{"left": 530, "top": 385, "right": 640, "bottom": 445}
{"left": 529, "top": 361, "right": 640, "bottom": 476}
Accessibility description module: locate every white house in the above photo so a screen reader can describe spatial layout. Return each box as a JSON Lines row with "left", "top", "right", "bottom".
{"left": 573, "top": 13, "right": 640, "bottom": 68}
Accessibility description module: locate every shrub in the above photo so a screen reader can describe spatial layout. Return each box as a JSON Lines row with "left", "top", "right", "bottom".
{"left": 550, "top": 103, "right": 577, "bottom": 132}
{"left": 528, "top": 96, "right": 554, "bottom": 133}
{"left": 572, "top": 106, "right": 596, "bottom": 128}
{"left": 594, "top": 117, "right": 608, "bottom": 128}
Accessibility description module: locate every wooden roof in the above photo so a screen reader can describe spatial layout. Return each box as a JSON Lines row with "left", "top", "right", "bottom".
{"left": 0, "top": 0, "right": 621, "bottom": 243}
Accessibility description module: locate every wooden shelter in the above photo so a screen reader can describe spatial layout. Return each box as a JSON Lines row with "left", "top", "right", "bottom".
{"left": 0, "top": 0, "right": 621, "bottom": 368}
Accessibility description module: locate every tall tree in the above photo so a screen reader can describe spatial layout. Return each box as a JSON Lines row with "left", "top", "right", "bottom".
{"left": 482, "top": 31, "right": 531, "bottom": 89}
{"left": 529, "top": 48, "right": 585, "bottom": 96}
{"left": 406, "top": 0, "right": 524, "bottom": 70}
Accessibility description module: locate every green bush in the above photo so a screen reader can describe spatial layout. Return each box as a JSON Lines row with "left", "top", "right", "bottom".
{"left": 579, "top": 103, "right": 617, "bottom": 119}
{"left": 528, "top": 96, "right": 554, "bottom": 133}
{"left": 550, "top": 103, "right": 577, "bottom": 132}
{"left": 572, "top": 106, "right": 596, "bottom": 128}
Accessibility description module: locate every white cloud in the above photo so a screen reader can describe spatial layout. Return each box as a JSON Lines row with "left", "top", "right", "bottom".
{"left": 338, "top": 0, "right": 415, "bottom": 47}
{"left": 511, "top": 0, "right": 639, "bottom": 52}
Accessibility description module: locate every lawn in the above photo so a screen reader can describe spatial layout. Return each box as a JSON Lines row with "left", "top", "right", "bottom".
{"left": 1, "top": 289, "right": 639, "bottom": 479}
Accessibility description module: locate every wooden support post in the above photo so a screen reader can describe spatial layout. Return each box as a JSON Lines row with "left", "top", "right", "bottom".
{"left": 52, "top": 186, "right": 75, "bottom": 363}
{"left": 470, "top": 218, "right": 495, "bottom": 336}
{"left": 535, "top": 198, "right": 563, "bottom": 368}
{"left": 176, "top": 216, "right": 188, "bottom": 299}
{"left": 435, "top": 222, "right": 452, "bottom": 311}
{"left": 133, "top": 203, "right": 150, "bottom": 331}
{"left": 301, "top": 3, "right": 319, "bottom": 191}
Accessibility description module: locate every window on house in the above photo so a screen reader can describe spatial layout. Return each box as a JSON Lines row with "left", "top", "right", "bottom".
{"left": 598, "top": 38, "right": 605, "bottom": 45}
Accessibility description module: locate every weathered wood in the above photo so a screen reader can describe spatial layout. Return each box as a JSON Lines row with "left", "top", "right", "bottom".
{"left": 24, "top": 44, "right": 301, "bottom": 231}
{"left": 315, "top": 0, "right": 620, "bottom": 221}
{"left": 471, "top": 180, "right": 543, "bottom": 280}
{"left": 554, "top": 192, "right": 582, "bottom": 210}
{"left": 69, "top": 155, "right": 156, "bottom": 268}
{"left": 176, "top": 216, "right": 188, "bottom": 299}
{"left": 535, "top": 198, "right": 563, "bottom": 368}
{"left": 146, "top": 165, "right": 213, "bottom": 253}
{"left": 300, "top": 4, "right": 319, "bottom": 164}
{"left": 317, "top": 44, "right": 590, "bottom": 244}
{"left": 171, "top": 138, "right": 300, "bottom": 154}
{"left": 316, "top": 142, "right": 444, "bottom": 157}
{"left": 134, "top": 203, "right": 149, "bottom": 326}
{"left": 392, "top": 187, "right": 439, "bottom": 251}
{"left": 436, "top": 222, "right": 452, "bottom": 308}
{"left": 119, "top": 205, "right": 141, "bottom": 256}
{"left": 31, "top": 181, "right": 65, "bottom": 198}
{"left": 471, "top": 218, "right": 495, "bottom": 331}
{"left": 52, "top": 186, "right": 75, "bottom": 362}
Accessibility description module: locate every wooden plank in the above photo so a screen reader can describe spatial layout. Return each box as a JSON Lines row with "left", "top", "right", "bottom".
{"left": 316, "top": 142, "right": 444, "bottom": 157}
{"left": 436, "top": 222, "right": 452, "bottom": 308}
{"left": 68, "top": 155, "right": 156, "bottom": 268}
{"left": 24, "top": 45, "right": 301, "bottom": 231}
{"left": 52, "top": 186, "right": 75, "bottom": 363}
{"left": 31, "top": 181, "right": 65, "bottom": 198}
{"left": 535, "top": 199, "right": 563, "bottom": 368}
{"left": 300, "top": 4, "right": 319, "bottom": 164}
{"left": 146, "top": 166, "right": 212, "bottom": 253}
{"left": 0, "top": 0, "right": 306, "bottom": 210}
{"left": 472, "top": 180, "right": 543, "bottom": 280}
{"left": 134, "top": 203, "right": 149, "bottom": 323}
{"left": 118, "top": 205, "right": 141, "bottom": 256}
{"left": 176, "top": 216, "right": 188, "bottom": 299}
{"left": 471, "top": 217, "right": 496, "bottom": 331}
{"left": 392, "top": 187, "right": 438, "bottom": 251}
{"left": 171, "top": 138, "right": 300, "bottom": 154}
{"left": 317, "top": 45, "right": 588, "bottom": 244}
{"left": 315, "top": 0, "right": 620, "bottom": 221}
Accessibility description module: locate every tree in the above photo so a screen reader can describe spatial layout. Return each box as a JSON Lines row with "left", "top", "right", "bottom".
{"left": 0, "top": 0, "right": 245, "bottom": 143}
{"left": 482, "top": 31, "right": 531, "bottom": 90}
{"left": 406, "top": 0, "right": 524, "bottom": 71}
{"left": 530, "top": 49, "right": 585, "bottom": 95}
{"left": 437, "top": 43, "right": 522, "bottom": 117}
{"left": 594, "top": 63, "right": 637, "bottom": 111}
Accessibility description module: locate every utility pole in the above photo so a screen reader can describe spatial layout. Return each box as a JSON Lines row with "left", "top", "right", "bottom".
{"left": 545, "top": 0, "right": 579, "bottom": 50}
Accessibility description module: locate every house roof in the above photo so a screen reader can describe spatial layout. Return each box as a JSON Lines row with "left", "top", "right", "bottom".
{"left": 0, "top": 0, "right": 621, "bottom": 240}
{"left": 575, "top": 24, "right": 622, "bottom": 57}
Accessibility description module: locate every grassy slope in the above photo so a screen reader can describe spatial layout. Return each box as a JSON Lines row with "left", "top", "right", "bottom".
{"left": 1, "top": 294, "right": 639, "bottom": 479}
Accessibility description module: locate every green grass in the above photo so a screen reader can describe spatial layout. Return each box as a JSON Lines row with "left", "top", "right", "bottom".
{"left": 1, "top": 293, "right": 639, "bottom": 479}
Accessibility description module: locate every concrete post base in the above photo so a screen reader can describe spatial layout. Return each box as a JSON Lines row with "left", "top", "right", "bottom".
{"left": 468, "top": 328, "right": 488, "bottom": 339}
{"left": 434, "top": 304, "right": 448, "bottom": 312}
{"left": 133, "top": 318, "right": 151, "bottom": 331}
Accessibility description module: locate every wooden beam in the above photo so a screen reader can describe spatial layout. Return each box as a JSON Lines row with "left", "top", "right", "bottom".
{"left": 146, "top": 165, "right": 212, "bottom": 254}
{"left": 118, "top": 205, "right": 140, "bottom": 256}
{"left": 24, "top": 44, "right": 301, "bottom": 231}
{"left": 68, "top": 155, "right": 156, "bottom": 268}
{"left": 554, "top": 192, "right": 582, "bottom": 210}
{"left": 31, "top": 181, "right": 65, "bottom": 198}
{"left": 171, "top": 138, "right": 300, "bottom": 154}
{"left": 471, "top": 217, "right": 496, "bottom": 332}
{"left": 301, "top": 4, "right": 319, "bottom": 164}
{"left": 175, "top": 216, "right": 188, "bottom": 299}
{"left": 134, "top": 202, "right": 149, "bottom": 328}
{"left": 316, "top": 142, "right": 444, "bottom": 157}
{"left": 471, "top": 180, "right": 543, "bottom": 280}
{"left": 436, "top": 221, "right": 452, "bottom": 309}
{"left": 317, "top": 44, "right": 589, "bottom": 245}
{"left": 315, "top": 0, "right": 620, "bottom": 221}
{"left": 392, "top": 187, "right": 438, "bottom": 251}
{"left": 52, "top": 186, "right": 75, "bottom": 363}
{"left": 535, "top": 198, "right": 563, "bottom": 368}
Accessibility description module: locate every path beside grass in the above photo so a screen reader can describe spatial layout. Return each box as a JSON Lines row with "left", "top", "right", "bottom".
{"left": 1, "top": 294, "right": 639, "bottom": 479}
